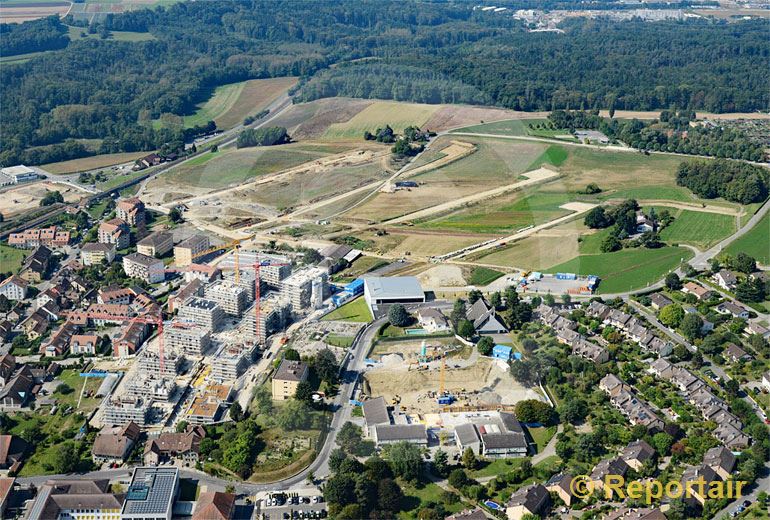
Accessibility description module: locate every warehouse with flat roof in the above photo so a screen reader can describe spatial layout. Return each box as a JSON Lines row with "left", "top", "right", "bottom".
{"left": 363, "top": 276, "right": 424, "bottom": 313}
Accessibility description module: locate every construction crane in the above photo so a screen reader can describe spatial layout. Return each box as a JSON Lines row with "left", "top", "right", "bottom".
{"left": 188, "top": 235, "right": 254, "bottom": 284}
{"left": 437, "top": 353, "right": 454, "bottom": 405}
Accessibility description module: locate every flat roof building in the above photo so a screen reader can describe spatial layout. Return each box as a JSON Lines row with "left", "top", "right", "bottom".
{"left": 164, "top": 322, "right": 211, "bottom": 356}
{"left": 211, "top": 344, "right": 255, "bottom": 383}
{"left": 178, "top": 297, "right": 225, "bottom": 332}
{"left": 205, "top": 280, "right": 250, "bottom": 317}
{"left": 122, "top": 466, "right": 179, "bottom": 520}
{"left": 137, "top": 231, "right": 174, "bottom": 258}
{"left": 174, "top": 235, "right": 209, "bottom": 267}
{"left": 102, "top": 397, "right": 151, "bottom": 427}
{"left": 81, "top": 242, "right": 116, "bottom": 266}
{"left": 372, "top": 424, "right": 428, "bottom": 446}
{"left": 363, "top": 276, "right": 424, "bottom": 312}
{"left": 280, "top": 267, "right": 328, "bottom": 312}
{"left": 272, "top": 359, "right": 309, "bottom": 400}
{"left": 123, "top": 253, "right": 165, "bottom": 284}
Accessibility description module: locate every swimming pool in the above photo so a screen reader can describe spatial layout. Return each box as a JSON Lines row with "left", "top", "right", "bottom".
{"left": 405, "top": 328, "right": 428, "bottom": 335}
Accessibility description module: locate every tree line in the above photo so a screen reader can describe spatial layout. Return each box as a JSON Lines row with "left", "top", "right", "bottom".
{"left": 676, "top": 159, "right": 769, "bottom": 204}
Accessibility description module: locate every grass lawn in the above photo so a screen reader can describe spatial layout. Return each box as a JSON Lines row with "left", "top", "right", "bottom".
{"left": 9, "top": 412, "right": 93, "bottom": 477}
{"left": 323, "top": 101, "right": 440, "bottom": 140}
{"left": 528, "top": 425, "right": 557, "bottom": 453}
{"left": 332, "top": 256, "right": 388, "bottom": 280}
{"left": 160, "top": 145, "right": 328, "bottom": 190}
{"left": 527, "top": 145, "right": 568, "bottom": 169}
{"left": 0, "top": 244, "right": 28, "bottom": 273}
{"left": 322, "top": 297, "right": 373, "bottom": 323}
{"left": 655, "top": 207, "right": 736, "bottom": 250}
{"left": 398, "top": 480, "right": 466, "bottom": 519}
{"left": 326, "top": 334, "right": 355, "bottom": 348}
{"left": 725, "top": 210, "right": 770, "bottom": 264}
{"left": 41, "top": 151, "right": 148, "bottom": 174}
{"left": 468, "top": 267, "right": 505, "bottom": 286}
{"left": 470, "top": 457, "right": 530, "bottom": 479}
{"left": 548, "top": 245, "right": 693, "bottom": 294}
{"left": 451, "top": 118, "right": 570, "bottom": 139}
{"left": 52, "top": 369, "right": 104, "bottom": 413}
{"left": 96, "top": 170, "right": 147, "bottom": 191}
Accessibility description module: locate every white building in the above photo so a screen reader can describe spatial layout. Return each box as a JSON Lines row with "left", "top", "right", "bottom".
{"left": 363, "top": 276, "right": 425, "bottom": 313}
{"left": 0, "top": 275, "right": 28, "bottom": 301}
{"left": 0, "top": 165, "right": 37, "bottom": 185}
{"left": 122, "top": 467, "right": 179, "bottom": 520}
{"left": 123, "top": 253, "right": 165, "bottom": 284}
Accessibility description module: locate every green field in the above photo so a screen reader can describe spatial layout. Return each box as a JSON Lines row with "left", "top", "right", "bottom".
{"left": 468, "top": 267, "right": 505, "bottom": 286}
{"left": 451, "top": 118, "right": 572, "bottom": 139}
{"left": 66, "top": 25, "right": 156, "bottom": 42}
{"left": 724, "top": 210, "right": 770, "bottom": 264}
{"left": 656, "top": 208, "right": 736, "bottom": 249}
{"left": 548, "top": 245, "right": 693, "bottom": 294}
{"left": 161, "top": 145, "right": 328, "bottom": 190}
{"left": 181, "top": 82, "right": 246, "bottom": 128}
{"left": 322, "top": 101, "right": 439, "bottom": 140}
{"left": 420, "top": 190, "right": 572, "bottom": 234}
{"left": 322, "top": 297, "right": 373, "bottom": 323}
{"left": 0, "top": 244, "right": 28, "bottom": 273}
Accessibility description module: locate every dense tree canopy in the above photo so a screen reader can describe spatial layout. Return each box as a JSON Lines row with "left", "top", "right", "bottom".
{"left": 676, "top": 159, "right": 769, "bottom": 203}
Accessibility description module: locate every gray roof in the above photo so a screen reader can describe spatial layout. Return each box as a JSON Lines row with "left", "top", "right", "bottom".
{"left": 703, "top": 446, "right": 736, "bottom": 473}
{"left": 622, "top": 439, "right": 656, "bottom": 463}
{"left": 362, "top": 397, "right": 390, "bottom": 427}
{"left": 176, "top": 234, "right": 208, "bottom": 249}
{"left": 138, "top": 231, "right": 173, "bottom": 247}
{"left": 363, "top": 276, "right": 423, "bottom": 299}
{"left": 122, "top": 467, "right": 178, "bottom": 516}
{"left": 373, "top": 423, "right": 427, "bottom": 442}
{"left": 454, "top": 423, "right": 481, "bottom": 446}
{"left": 507, "top": 484, "right": 549, "bottom": 512}
{"left": 124, "top": 252, "right": 162, "bottom": 267}
{"left": 481, "top": 432, "right": 527, "bottom": 450}
{"left": 185, "top": 297, "right": 219, "bottom": 310}
{"left": 274, "top": 359, "right": 308, "bottom": 382}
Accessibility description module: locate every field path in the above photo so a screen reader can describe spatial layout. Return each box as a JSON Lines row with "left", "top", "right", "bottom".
{"left": 383, "top": 167, "right": 560, "bottom": 225}
{"left": 401, "top": 140, "right": 476, "bottom": 178}
{"left": 635, "top": 199, "right": 743, "bottom": 216}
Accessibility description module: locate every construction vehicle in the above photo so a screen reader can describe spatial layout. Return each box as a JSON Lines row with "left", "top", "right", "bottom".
{"left": 436, "top": 353, "right": 455, "bottom": 405}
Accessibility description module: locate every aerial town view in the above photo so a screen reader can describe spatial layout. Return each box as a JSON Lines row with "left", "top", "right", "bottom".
{"left": 0, "top": 0, "right": 768, "bottom": 519}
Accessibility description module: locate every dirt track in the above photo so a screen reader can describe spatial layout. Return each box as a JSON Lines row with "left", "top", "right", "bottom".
{"left": 635, "top": 199, "right": 743, "bottom": 216}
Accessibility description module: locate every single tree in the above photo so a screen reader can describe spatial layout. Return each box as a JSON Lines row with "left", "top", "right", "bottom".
{"left": 294, "top": 381, "right": 313, "bottom": 402}
{"left": 665, "top": 272, "right": 682, "bottom": 290}
{"left": 386, "top": 441, "right": 422, "bottom": 481}
{"left": 461, "top": 447, "right": 477, "bottom": 469}
{"left": 457, "top": 319, "right": 475, "bottom": 339}
{"left": 388, "top": 304, "right": 410, "bottom": 327}
{"left": 476, "top": 336, "right": 494, "bottom": 356}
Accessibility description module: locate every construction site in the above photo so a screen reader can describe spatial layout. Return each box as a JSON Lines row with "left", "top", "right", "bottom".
{"left": 362, "top": 339, "right": 544, "bottom": 415}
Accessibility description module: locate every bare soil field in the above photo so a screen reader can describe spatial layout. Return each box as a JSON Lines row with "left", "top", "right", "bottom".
{"left": 0, "top": 182, "right": 88, "bottom": 217}
{"left": 269, "top": 98, "right": 374, "bottom": 140}
{"left": 41, "top": 151, "right": 147, "bottom": 174}
{"left": 207, "top": 77, "right": 297, "bottom": 129}
{"left": 401, "top": 140, "right": 476, "bottom": 177}
{"left": 364, "top": 356, "right": 541, "bottom": 414}
{"left": 424, "top": 105, "right": 549, "bottom": 132}
{"left": 417, "top": 264, "right": 467, "bottom": 287}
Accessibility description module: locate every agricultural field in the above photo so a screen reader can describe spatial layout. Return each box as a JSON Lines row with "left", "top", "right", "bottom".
{"left": 157, "top": 77, "right": 296, "bottom": 130}
{"left": 322, "top": 101, "right": 440, "bottom": 140}
{"left": 724, "top": 211, "right": 770, "bottom": 264}
{"left": 547, "top": 245, "right": 693, "bottom": 294}
{"left": 0, "top": 0, "right": 70, "bottom": 23}
{"left": 452, "top": 118, "right": 574, "bottom": 139}
{"left": 41, "top": 151, "right": 147, "bottom": 174}
{"left": 654, "top": 207, "right": 736, "bottom": 250}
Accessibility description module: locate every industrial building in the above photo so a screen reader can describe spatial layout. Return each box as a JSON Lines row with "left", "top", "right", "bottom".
{"left": 174, "top": 235, "right": 209, "bottom": 266}
{"left": 122, "top": 466, "right": 179, "bottom": 520}
{"left": 164, "top": 322, "right": 211, "bottom": 356}
{"left": 123, "top": 253, "right": 165, "bottom": 284}
{"left": 205, "top": 280, "right": 250, "bottom": 317}
{"left": 363, "top": 276, "right": 424, "bottom": 313}
{"left": 177, "top": 298, "right": 225, "bottom": 332}
{"left": 210, "top": 344, "right": 255, "bottom": 383}
{"left": 448, "top": 411, "right": 529, "bottom": 458}
{"left": 102, "top": 397, "right": 151, "bottom": 427}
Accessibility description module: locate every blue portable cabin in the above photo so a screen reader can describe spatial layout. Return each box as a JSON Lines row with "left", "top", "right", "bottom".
{"left": 491, "top": 345, "right": 513, "bottom": 361}
{"left": 344, "top": 278, "right": 365, "bottom": 297}
{"left": 556, "top": 272, "right": 577, "bottom": 280}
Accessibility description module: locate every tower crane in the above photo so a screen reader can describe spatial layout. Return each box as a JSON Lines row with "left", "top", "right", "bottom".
{"left": 188, "top": 234, "right": 255, "bottom": 284}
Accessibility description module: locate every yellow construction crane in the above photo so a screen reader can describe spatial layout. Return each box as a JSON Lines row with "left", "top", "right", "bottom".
{"left": 189, "top": 235, "right": 254, "bottom": 283}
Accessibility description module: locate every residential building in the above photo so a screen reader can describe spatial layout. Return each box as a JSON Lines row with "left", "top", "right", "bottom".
{"left": 71, "top": 334, "right": 101, "bottom": 355}
{"left": 0, "top": 276, "right": 27, "bottom": 301}
{"left": 91, "top": 422, "right": 141, "bottom": 463}
{"left": 600, "top": 374, "right": 664, "bottom": 432}
{"left": 0, "top": 477, "right": 14, "bottom": 519}
{"left": 571, "top": 338, "right": 610, "bottom": 364}
{"left": 746, "top": 321, "right": 770, "bottom": 340}
{"left": 604, "top": 508, "right": 667, "bottom": 520}
{"left": 144, "top": 427, "right": 205, "bottom": 465}
{"left": 211, "top": 343, "right": 255, "bottom": 383}
{"left": 123, "top": 253, "right": 165, "bottom": 284}
{"left": 371, "top": 424, "right": 428, "bottom": 446}
{"left": 466, "top": 297, "right": 507, "bottom": 334}
{"left": 186, "top": 394, "right": 222, "bottom": 424}
{"left": 7, "top": 226, "right": 69, "bottom": 249}
{"left": 137, "top": 231, "right": 174, "bottom": 258}
{"left": 178, "top": 297, "right": 225, "bottom": 332}
{"left": 724, "top": 343, "right": 751, "bottom": 362}
{"left": 649, "top": 292, "right": 672, "bottom": 310}
{"left": 19, "top": 245, "right": 51, "bottom": 282}
{"left": 113, "top": 321, "right": 149, "bottom": 358}
{"left": 716, "top": 301, "right": 750, "bottom": 319}
{"left": 40, "top": 320, "right": 79, "bottom": 356}
{"left": 98, "top": 218, "right": 130, "bottom": 249}
{"left": 363, "top": 276, "right": 425, "bottom": 312}
{"left": 167, "top": 279, "right": 203, "bottom": 313}
{"left": 26, "top": 479, "right": 122, "bottom": 520}
{"left": 174, "top": 234, "right": 210, "bottom": 266}
{"left": 193, "top": 492, "right": 236, "bottom": 520}
{"left": 621, "top": 439, "right": 656, "bottom": 472}
{"left": 81, "top": 242, "right": 116, "bottom": 266}
{"left": 138, "top": 350, "right": 184, "bottom": 378}
{"left": 205, "top": 280, "right": 249, "bottom": 316}
{"left": 713, "top": 270, "right": 738, "bottom": 291}
{"left": 164, "top": 322, "right": 211, "bottom": 356}
{"left": 21, "top": 311, "right": 48, "bottom": 340}
{"left": 545, "top": 474, "right": 574, "bottom": 507}
{"left": 590, "top": 458, "right": 630, "bottom": 492}
{"left": 682, "top": 281, "right": 713, "bottom": 300}
{"left": 183, "top": 263, "right": 222, "bottom": 284}
{"left": 416, "top": 308, "right": 451, "bottom": 333}
{"left": 102, "top": 396, "right": 150, "bottom": 427}
{"left": 0, "top": 354, "right": 14, "bottom": 386}
{"left": 280, "top": 267, "right": 329, "bottom": 312}
{"left": 271, "top": 359, "right": 309, "bottom": 400}
{"left": 0, "top": 435, "right": 28, "bottom": 472}
{"left": 0, "top": 365, "right": 33, "bottom": 409}
{"left": 122, "top": 467, "right": 179, "bottom": 520}
{"left": 116, "top": 197, "right": 146, "bottom": 228}
{"left": 505, "top": 484, "right": 550, "bottom": 520}
{"left": 681, "top": 465, "right": 720, "bottom": 506}
{"left": 703, "top": 446, "right": 736, "bottom": 480}
{"left": 242, "top": 296, "right": 291, "bottom": 343}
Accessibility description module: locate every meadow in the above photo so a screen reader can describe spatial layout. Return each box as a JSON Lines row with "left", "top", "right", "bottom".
{"left": 547, "top": 245, "right": 693, "bottom": 294}
{"left": 322, "top": 101, "right": 440, "bottom": 140}
{"left": 452, "top": 118, "right": 573, "bottom": 139}
{"left": 655, "top": 207, "right": 736, "bottom": 250}
{"left": 322, "top": 297, "right": 373, "bottom": 322}
{"left": 724, "top": 211, "right": 770, "bottom": 264}
{"left": 0, "top": 244, "right": 29, "bottom": 273}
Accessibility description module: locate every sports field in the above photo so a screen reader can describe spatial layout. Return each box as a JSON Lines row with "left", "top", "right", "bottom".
{"left": 322, "top": 101, "right": 440, "bottom": 140}
{"left": 548, "top": 246, "right": 693, "bottom": 294}
{"left": 655, "top": 208, "right": 736, "bottom": 250}
{"left": 724, "top": 211, "right": 770, "bottom": 264}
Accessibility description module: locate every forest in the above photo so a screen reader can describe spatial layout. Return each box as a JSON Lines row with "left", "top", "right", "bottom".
{"left": 676, "top": 159, "right": 769, "bottom": 204}
{"left": 1, "top": 1, "right": 768, "bottom": 166}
